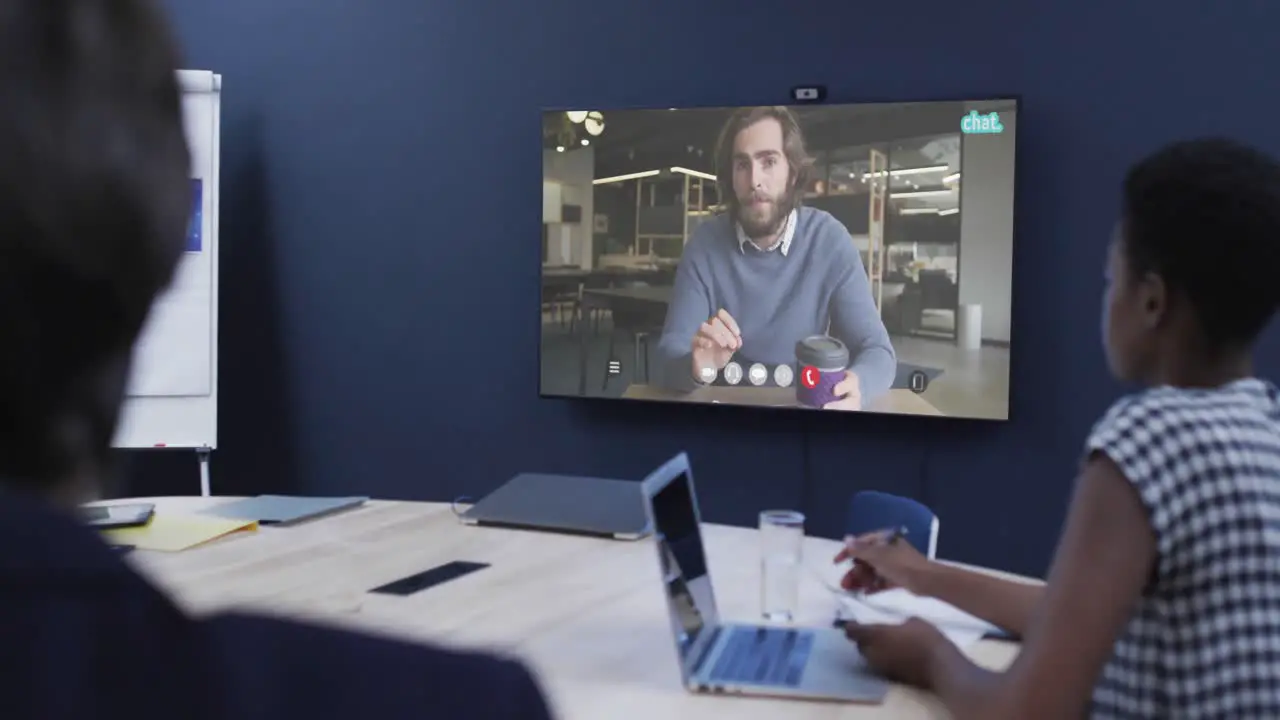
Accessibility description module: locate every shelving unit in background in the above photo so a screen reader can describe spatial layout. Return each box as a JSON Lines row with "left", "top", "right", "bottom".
{"left": 866, "top": 148, "right": 888, "bottom": 313}
{"left": 634, "top": 169, "right": 719, "bottom": 259}
{"left": 682, "top": 172, "right": 719, "bottom": 247}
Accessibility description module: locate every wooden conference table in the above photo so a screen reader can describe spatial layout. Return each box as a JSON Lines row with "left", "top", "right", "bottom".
{"left": 120, "top": 497, "right": 1025, "bottom": 719}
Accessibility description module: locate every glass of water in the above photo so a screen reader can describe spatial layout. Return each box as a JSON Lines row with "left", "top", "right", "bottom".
{"left": 759, "top": 509, "right": 805, "bottom": 622}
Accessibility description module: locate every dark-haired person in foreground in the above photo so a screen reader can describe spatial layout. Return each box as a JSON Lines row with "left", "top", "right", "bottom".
{"left": 835, "top": 138, "right": 1280, "bottom": 718}
{"left": 0, "top": 3, "right": 553, "bottom": 719}
{"left": 654, "top": 106, "right": 896, "bottom": 409}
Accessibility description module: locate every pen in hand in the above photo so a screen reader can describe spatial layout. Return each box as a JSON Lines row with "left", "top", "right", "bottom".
{"left": 848, "top": 526, "right": 909, "bottom": 594}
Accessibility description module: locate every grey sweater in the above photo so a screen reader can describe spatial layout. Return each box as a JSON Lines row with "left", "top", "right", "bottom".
{"left": 655, "top": 207, "right": 897, "bottom": 398}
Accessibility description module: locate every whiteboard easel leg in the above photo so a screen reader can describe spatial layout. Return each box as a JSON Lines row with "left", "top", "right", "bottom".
{"left": 197, "top": 446, "right": 212, "bottom": 497}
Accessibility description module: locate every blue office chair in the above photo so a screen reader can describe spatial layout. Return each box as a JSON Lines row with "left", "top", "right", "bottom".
{"left": 846, "top": 491, "right": 939, "bottom": 559}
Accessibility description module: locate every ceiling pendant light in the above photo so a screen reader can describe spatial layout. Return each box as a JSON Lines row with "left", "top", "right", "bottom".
{"left": 584, "top": 111, "right": 605, "bottom": 137}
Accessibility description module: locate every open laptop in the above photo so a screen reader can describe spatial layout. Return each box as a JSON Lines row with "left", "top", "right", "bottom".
{"left": 639, "top": 452, "right": 890, "bottom": 703}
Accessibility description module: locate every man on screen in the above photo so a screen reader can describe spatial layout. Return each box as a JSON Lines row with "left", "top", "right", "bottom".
{"left": 654, "top": 106, "right": 896, "bottom": 409}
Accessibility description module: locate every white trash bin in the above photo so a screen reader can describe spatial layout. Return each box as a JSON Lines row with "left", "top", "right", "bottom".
{"left": 957, "top": 304, "right": 983, "bottom": 350}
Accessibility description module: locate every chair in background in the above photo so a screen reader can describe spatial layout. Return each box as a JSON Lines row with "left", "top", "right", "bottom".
{"left": 917, "top": 269, "right": 959, "bottom": 339}
{"left": 846, "top": 490, "right": 939, "bottom": 559}
{"left": 569, "top": 272, "right": 612, "bottom": 336}
{"left": 540, "top": 280, "right": 579, "bottom": 329}
{"left": 600, "top": 281, "right": 665, "bottom": 391}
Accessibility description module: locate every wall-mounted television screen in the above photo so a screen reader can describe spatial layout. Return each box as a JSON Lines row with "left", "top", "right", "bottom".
{"left": 540, "top": 99, "right": 1016, "bottom": 421}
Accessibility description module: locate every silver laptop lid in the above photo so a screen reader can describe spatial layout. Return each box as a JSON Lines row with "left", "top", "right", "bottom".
{"left": 640, "top": 452, "right": 721, "bottom": 684}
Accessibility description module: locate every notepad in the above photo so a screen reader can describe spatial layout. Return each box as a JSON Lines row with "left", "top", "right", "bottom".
{"left": 203, "top": 495, "right": 368, "bottom": 525}
{"left": 834, "top": 588, "right": 1000, "bottom": 649}
{"left": 102, "top": 514, "right": 257, "bottom": 552}
{"left": 835, "top": 588, "right": 999, "bottom": 631}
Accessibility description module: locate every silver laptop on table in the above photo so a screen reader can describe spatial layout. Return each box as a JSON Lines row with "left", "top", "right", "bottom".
{"left": 459, "top": 473, "right": 650, "bottom": 540}
{"left": 639, "top": 452, "right": 890, "bottom": 703}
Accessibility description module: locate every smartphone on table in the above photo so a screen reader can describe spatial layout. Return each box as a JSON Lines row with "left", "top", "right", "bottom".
{"left": 80, "top": 503, "right": 155, "bottom": 530}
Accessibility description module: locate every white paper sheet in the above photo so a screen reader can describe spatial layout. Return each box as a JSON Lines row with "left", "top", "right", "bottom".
{"left": 839, "top": 588, "right": 999, "bottom": 632}
{"left": 126, "top": 250, "right": 213, "bottom": 397}
{"left": 123, "top": 77, "right": 216, "bottom": 401}
{"left": 834, "top": 588, "right": 999, "bottom": 649}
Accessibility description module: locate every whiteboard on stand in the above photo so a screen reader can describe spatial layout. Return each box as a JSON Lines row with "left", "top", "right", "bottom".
{"left": 112, "top": 70, "right": 221, "bottom": 452}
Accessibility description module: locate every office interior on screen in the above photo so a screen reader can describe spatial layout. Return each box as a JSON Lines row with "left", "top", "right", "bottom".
{"left": 540, "top": 100, "right": 1015, "bottom": 420}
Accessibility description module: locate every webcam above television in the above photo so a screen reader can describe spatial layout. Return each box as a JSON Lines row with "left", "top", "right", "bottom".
{"left": 540, "top": 98, "right": 1016, "bottom": 421}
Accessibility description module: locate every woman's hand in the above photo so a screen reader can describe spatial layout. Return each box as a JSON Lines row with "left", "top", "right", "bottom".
{"left": 833, "top": 530, "right": 932, "bottom": 595}
{"left": 845, "top": 618, "right": 949, "bottom": 688}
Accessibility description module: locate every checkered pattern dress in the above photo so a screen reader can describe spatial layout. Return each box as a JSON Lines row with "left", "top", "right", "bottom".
{"left": 1085, "top": 378, "right": 1280, "bottom": 718}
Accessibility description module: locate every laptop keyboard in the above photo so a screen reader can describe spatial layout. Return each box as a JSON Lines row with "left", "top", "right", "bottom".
{"left": 707, "top": 627, "right": 815, "bottom": 687}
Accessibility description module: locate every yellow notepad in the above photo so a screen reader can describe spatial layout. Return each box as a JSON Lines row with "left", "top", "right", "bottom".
{"left": 103, "top": 514, "right": 257, "bottom": 552}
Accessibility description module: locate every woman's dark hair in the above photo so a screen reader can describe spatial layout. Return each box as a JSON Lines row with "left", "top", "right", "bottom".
{"left": 0, "top": 0, "right": 190, "bottom": 487}
{"left": 713, "top": 106, "right": 814, "bottom": 214}
{"left": 1122, "top": 137, "right": 1280, "bottom": 348}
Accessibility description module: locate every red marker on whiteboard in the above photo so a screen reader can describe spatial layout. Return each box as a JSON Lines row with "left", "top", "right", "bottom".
{"left": 153, "top": 443, "right": 167, "bottom": 448}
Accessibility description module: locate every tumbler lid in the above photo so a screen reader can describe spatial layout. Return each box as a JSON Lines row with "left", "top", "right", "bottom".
{"left": 795, "top": 335, "right": 849, "bottom": 369}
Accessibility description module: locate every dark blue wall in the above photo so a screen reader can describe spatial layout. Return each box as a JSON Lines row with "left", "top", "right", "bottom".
{"left": 132, "top": 0, "right": 1279, "bottom": 578}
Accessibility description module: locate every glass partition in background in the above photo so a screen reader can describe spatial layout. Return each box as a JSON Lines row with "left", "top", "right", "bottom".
{"left": 806, "top": 144, "right": 887, "bottom": 276}
{"left": 634, "top": 171, "right": 719, "bottom": 261}
{"left": 683, "top": 176, "right": 721, "bottom": 251}
{"left": 895, "top": 137, "right": 960, "bottom": 222}
{"left": 825, "top": 144, "right": 887, "bottom": 197}
{"left": 801, "top": 135, "right": 962, "bottom": 337}
{"left": 883, "top": 133, "right": 961, "bottom": 338}
{"left": 634, "top": 174, "right": 684, "bottom": 258}
{"left": 806, "top": 143, "right": 889, "bottom": 200}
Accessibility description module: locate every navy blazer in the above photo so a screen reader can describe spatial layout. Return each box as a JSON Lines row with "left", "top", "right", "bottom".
{"left": 0, "top": 489, "right": 555, "bottom": 720}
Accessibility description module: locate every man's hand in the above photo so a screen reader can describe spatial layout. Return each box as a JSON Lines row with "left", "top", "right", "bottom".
{"left": 823, "top": 370, "right": 862, "bottom": 410}
{"left": 844, "top": 618, "right": 948, "bottom": 688}
{"left": 691, "top": 308, "right": 741, "bottom": 382}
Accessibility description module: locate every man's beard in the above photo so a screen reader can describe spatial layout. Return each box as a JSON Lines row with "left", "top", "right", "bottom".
{"left": 736, "top": 192, "right": 793, "bottom": 241}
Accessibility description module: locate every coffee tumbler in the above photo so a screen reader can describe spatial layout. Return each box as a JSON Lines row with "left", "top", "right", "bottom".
{"left": 794, "top": 335, "right": 850, "bottom": 408}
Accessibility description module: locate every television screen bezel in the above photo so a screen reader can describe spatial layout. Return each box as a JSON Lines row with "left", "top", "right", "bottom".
{"left": 537, "top": 94, "right": 1022, "bottom": 424}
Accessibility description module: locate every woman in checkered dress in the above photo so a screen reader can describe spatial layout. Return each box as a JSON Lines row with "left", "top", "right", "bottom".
{"left": 836, "top": 138, "right": 1280, "bottom": 718}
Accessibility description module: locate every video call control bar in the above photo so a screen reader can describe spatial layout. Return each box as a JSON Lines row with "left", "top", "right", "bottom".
{"left": 605, "top": 357, "right": 933, "bottom": 394}
{"left": 698, "top": 361, "right": 793, "bottom": 388}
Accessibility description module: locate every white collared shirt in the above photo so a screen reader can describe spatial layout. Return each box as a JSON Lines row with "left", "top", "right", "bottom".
{"left": 736, "top": 209, "right": 797, "bottom": 256}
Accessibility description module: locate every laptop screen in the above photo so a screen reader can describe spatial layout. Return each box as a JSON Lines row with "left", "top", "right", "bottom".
{"left": 650, "top": 469, "right": 718, "bottom": 671}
